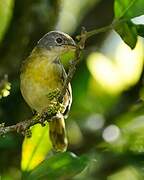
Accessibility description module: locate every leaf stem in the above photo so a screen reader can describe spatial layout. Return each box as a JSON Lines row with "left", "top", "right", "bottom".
{"left": 86, "top": 24, "right": 112, "bottom": 38}
{"left": 84, "top": 19, "right": 128, "bottom": 39}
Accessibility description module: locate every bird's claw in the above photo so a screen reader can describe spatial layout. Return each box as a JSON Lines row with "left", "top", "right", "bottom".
{"left": 47, "top": 88, "right": 61, "bottom": 101}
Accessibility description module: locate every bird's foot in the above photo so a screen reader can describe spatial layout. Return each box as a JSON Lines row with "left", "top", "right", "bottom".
{"left": 15, "top": 122, "right": 32, "bottom": 137}
{"left": 47, "top": 88, "right": 61, "bottom": 101}
{"left": 59, "top": 103, "right": 65, "bottom": 113}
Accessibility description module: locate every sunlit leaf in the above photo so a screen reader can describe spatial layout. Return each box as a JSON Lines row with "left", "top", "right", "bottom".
{"left": 0, "top": 0, "right": 14, "bottom": 42}
{"left": 114, "top": 0, "right": 144, "bottom": 19}
{"left": 114, "top": 21, "right": 137, "bottom": 49}
{"left": 26, "top": 152, "right": 88, "bottom": 180}
{"left": 21, "top": 123, "right": 52, "bottom": 171}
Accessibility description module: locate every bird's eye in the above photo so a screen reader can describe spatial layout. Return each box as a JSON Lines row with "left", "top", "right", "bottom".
{"left": 56, "top": 37, "right": 63, "bottom": 44}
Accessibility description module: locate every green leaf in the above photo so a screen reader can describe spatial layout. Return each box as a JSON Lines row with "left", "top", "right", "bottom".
{"left": 0, "top": 0, "right": 14, "bottom": 42}
{"left": 136, "top": 24, "right": 144, "bottom": 37}
{"left": 21, "top": 123, "right": 52, "bottom": 171}
{"left": 114, "top": 21, "right": 137, "bottom": 49}
{"left": 114, "top": 0, "right": 144, "bottom": 19}
{"left": 26, "top": 152, "right": 88, "bottom": 180}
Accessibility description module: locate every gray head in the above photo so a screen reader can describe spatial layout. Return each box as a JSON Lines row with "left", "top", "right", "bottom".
{"left": 37, "top": 31, "right": 76, "bottom": 52}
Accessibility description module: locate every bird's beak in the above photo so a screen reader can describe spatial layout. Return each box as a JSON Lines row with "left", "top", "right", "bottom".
{"left": 69, "top": 38, "right": 76, "bottom": 47}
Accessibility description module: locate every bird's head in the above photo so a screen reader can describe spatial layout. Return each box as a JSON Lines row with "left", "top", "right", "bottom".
{"left": 37, "top": 31, "right": 76, "bottom": 55}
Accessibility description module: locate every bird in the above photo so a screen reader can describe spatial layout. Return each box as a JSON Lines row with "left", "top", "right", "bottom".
{"left": 20, "top": 31, "right": 76, "bottom": 152}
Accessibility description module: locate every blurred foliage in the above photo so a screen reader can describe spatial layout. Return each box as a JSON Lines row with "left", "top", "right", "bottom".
{"left": 56, "top": 0, "right": 100, "bottom": 33}
{"left": 0, "top": 0, "right": 144, "bottom": 179}
{"left": 24, "top": 152, "right": 88, "bottom": 180}
{"left": 0, "top": 75, "right": 11, "bottom": 99}
{"left": 0, "top": 0, "right": 14, "bottom": 42}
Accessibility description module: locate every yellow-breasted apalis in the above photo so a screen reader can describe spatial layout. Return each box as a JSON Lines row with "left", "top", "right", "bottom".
{"left": 20, "top": 31, "right": 76, "bottom": 152}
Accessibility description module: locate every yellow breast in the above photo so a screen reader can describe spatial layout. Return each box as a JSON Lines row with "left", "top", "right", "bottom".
{"left": 20, "top": 50, "right": 64, "bottom": 112}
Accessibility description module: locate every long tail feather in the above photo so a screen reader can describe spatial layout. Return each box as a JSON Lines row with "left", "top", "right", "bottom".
{"left": 49, "top": 114, "right": 68, "bottom": 152}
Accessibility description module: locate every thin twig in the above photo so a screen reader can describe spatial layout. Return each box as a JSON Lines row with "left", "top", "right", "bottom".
{"left": 76, "top": 19, "right": 128, "bottom": 40}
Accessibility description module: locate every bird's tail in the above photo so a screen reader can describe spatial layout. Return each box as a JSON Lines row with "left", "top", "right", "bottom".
{"left": 49, "top": 114, "right": 68, "bottom": 152}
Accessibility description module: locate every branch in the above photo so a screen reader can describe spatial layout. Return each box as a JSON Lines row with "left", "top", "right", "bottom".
{"left": 76, "top": 19, "right": 127, "bottom": 39}
{"left": 0, "top": 112, "right": 51, "bottom": 136}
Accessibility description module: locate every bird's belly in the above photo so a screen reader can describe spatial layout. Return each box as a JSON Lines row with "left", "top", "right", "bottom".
{"left": 20, "top": 60, "right": 64, "bottom": 112}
